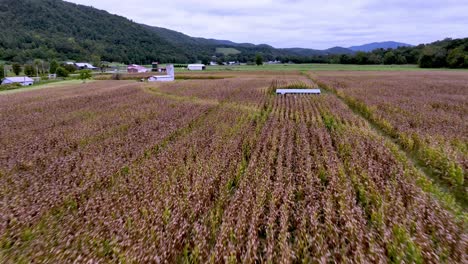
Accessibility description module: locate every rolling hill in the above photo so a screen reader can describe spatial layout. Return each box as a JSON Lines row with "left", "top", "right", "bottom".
{"left": 349, "top": 41, "right": 413, "bottom": 52}
{"left": 0, "top": 0, "right": 356, "bottom": 64}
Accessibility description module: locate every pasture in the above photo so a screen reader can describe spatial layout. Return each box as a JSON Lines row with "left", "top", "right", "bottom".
{"left": 0, "top": 69, "right": 466, "bottom": 263}
{"left": 215, "top": 48, "right": 242, "bottom": 55}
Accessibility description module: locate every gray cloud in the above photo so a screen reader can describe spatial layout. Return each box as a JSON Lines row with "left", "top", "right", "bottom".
{"left": 65, "top": 0, "right": 468, "bottom": 49}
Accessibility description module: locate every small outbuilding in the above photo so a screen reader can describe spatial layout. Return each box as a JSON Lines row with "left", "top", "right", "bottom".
{"left": 1, "top": 76, "right": 35, "bottom": 86}
{"left": 187, "top": 64, "right": 206, "bottom": 71}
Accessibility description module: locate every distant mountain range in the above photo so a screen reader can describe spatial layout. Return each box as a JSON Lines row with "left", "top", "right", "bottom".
{"left": 0, "top": 0, "right": 413, "bottom": 63}
{"left": 348, "top": 41, "right": 414, "bottom": 52}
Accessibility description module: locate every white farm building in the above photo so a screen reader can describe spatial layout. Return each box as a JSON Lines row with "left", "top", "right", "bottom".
{"left": 187, "top": 64, "right": 206, "bottom": 71}
{"left": 148, "top": 64, "right": 175, "bottom": 82}
{"left": 1, "top": 77, "right": 35, "bottom": 86}
{"left": 75, "top": 63, "right": 98, "bottom": 70}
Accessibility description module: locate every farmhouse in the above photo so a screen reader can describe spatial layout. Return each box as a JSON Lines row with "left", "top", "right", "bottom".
{"left": 187, "top": 64, "right": 206, "bottom": 71}
{"left": 1, "top": 76, "right": 35, "bottom": 86}
{"left": 127, "top": 64, "right": 149, "bottom": 73}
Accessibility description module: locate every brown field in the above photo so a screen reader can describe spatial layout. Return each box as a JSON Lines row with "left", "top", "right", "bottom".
{"left": 0, "top": 72, "right": 466, "bottom": 263}
{"left": 94, "top": 70, "right": 303, "bottom": 81}
{"left": 311, "top": 71, "right": 468, "bottom": 204}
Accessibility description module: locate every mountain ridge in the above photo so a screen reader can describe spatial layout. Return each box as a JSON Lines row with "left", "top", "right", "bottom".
{"left": 0, "top": 0, "right": 417, "bottom": 63}
{"left": 348, "top": 41, "right": 414, "bottom": 52}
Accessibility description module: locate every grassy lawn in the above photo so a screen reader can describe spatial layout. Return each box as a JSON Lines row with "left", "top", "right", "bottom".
{"left": 215, "top": 47, "right": 241, "bottom": 55}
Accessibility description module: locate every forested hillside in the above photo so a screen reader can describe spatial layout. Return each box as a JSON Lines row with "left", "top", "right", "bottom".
{"left": 0, "top": 0, "right": 192, "bottom": 63}
{"left": 0, "top": 0, "right": 466, "bottom": 67}
{"left": 417, "top": 38, "right": 468, "bottom": 68}
{"left": 349, "top": 41, "right": 413, "bottom": 52}
{"left": 0, "top": 0, "right": 328, "bottom": 64}
{"left": 335, "top": 38, "right": 468, "bottom": 68}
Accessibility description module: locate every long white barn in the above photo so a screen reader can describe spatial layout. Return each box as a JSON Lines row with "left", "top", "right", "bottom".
{"left": 187, "top": 64, "right": 206, "bottom": 71}
{"left": 1, "top": 77, "right": 35, "bottom": 86}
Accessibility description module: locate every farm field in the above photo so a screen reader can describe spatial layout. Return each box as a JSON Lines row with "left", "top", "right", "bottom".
{"left": 311, "top": 71, "right": 468, "bottom": 205}
{"left": 0, "top": 80, "right": 95, "bottom": 95}
{"left": 0, "top": 71, "right": 466, "bottom": 263}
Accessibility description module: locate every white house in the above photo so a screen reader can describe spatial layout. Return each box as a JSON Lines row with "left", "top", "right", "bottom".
{"left": 1, "top": 76, "right": 35, "bottom": 86}
{"left": 187, "top": 64, "right": 206, "bottom": 71}
{"left": 148, "top": 64, "right": 175, "bottom": 82}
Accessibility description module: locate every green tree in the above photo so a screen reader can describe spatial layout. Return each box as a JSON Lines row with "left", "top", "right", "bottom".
{"left": 0, "top": 64, "right": 4, "bottom": 80}
{"left": 201, "top": 57, "right": 210, "bottom": 65}
{"left": 396, "top": 55, "right": 407, "bottom": 65}
{"left": 383, "top": 52, "right": 397, "bottom": 65}
{"left": 33, "top": 59, "right": 43, "bottom": 74}
{"left": 90, "top": 55, "right": 101, "bottom": 68}
{"left": 63, "top": 64, "right": 77, "bottom": 73}
{"left": 56, "top": 67, "right": 69, "bottom": 77}
{"left": 24, "top": 64, "right": 36, "bottom": 76}
{"left": 355, "top": 52, "right": 369, "bottom": 65}
{"left": 255, "top": 53, "right": 263, "bottom": 66}
{"left": 50, "top": 60, "right": 59, "bottom": 74}
{"left": 78, "top": 69, "right": 92, "bottom": 83}
{"left": 339, "top": 54, "right": 352, "bottom": 64}
{"left": 446, "top": 47, "right": 465, "bottom": 68}
{"left": 419, "top": 46, "right": 447, "bottom": 68}
{"left": 12, "top": 63, "right": 22, "bottom": 75}
{"left": 368, "top": 53, "right": 383, "bottom": 64}
{"left": 419, "top": 53, "right": 434, "bottom": 68}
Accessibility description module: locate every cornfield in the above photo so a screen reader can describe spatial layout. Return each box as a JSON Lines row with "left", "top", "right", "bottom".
{"left": 0, "top": 73, "right": 466, "bottom": 263}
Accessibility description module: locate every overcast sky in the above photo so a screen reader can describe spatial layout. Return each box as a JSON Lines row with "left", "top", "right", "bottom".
{"left": 65, "top": 0, "right": 468, "bottom": 49}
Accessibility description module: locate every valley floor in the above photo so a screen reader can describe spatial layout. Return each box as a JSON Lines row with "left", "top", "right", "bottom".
{"left": 0, "top": 70, "right": 466, "bottom": 262}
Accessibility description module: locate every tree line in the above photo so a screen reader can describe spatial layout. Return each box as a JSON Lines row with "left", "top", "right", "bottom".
{"left": 234, "top": 38, "right": 468, "bottom": 68}
{"left": 332, "top": 38, "right": 468, "bottom": 68}
{"left": 192, "top": 38, "right": 468, "bottom": 69}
